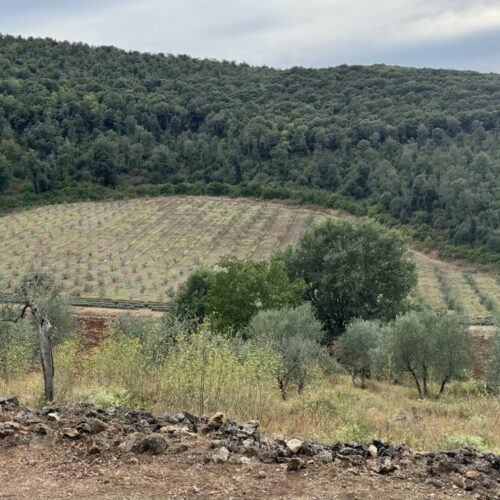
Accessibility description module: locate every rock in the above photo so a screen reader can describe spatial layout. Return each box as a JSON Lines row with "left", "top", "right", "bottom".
{"left": 119, "top": 432, "right": 145, "bottom": 453}
{"left": 61, "top": 428, "right": 80, "bottom": 440}
{"left": 286, "top": 438, "right": 303, "bottom": 454}
{"left": 47, "top": 412, "right": 60, "bottom": 422}
{"left": 286, "top": 457, "right": 306, "bottom": 472}
{"left": 209, "top": 412, "right": 224, "bottom": 424}
{"left": 242, "top": 438, "right": 254, "bottom": 448}
{"left": 33, "top": 424, "right": 52, "bottom": 436}
{"left": 239, "top": 457, "right": 252, "bottom": 466}
{"left": 89, "top": 418, "right": 109, "bottom": 434}
{"left": 257, "top": 470, "right": 266, "bottom": 479}
{"left": 314, "top": 450, "right": 333, "bottom": 464}
{"left": 464, "top": 470, "right": 479, "bottom": 480}
{"left": 376, "top": 458, "right": 398, "bottom": 474}
{"left": 139, "top": 433, "right": 168, "bottom": 455}
{"left": 76, "top": 421, "right": 91, "bottom": 433}
{"left": 212, "top": 446, "right": 230, "bottom": 464}
{"left": 0, "top": 397, "right": 19, "bottom": 411}
{"left": 368, "top": 444, "right": 378, "bottom": 458}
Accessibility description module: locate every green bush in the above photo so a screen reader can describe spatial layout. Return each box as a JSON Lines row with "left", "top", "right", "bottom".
{"left": 159, "top": 324, "right": 280, "bottom": 417}
{"left": 441, "top": 434, "right": 492, "bottom": 452}
{"left": 0, "top": 319, "right": 37, "bottom": 379}
{"left": 247, "top": 304, "right": 335, "bottom": 399}
{"left": 339, "top": 320, "right": 381, "bottom": 387}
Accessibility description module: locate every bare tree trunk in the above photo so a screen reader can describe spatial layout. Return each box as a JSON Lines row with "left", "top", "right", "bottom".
{"left": 438, "top": 376, "right": 449, "bottom": 398}
{"left": 407, "top": 364, "right": 423, "bottom": 398}
{"left": 33, "top": 309, "right": 54, "bottom": 402}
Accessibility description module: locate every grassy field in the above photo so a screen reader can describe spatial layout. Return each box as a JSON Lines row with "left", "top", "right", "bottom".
{"left": 0, "top": 196, "right": 498, "bottom": 316}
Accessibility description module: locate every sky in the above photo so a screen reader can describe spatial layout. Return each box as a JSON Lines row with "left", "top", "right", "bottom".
{"left": 1, "top": 0, "right": 499, "bottom": 72}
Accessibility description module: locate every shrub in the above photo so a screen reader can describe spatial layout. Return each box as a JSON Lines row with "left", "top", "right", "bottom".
{"left": 339, "top": 320, "right": 381, "bottom": 387}
{"left": 169, "top": 268, "right": 214, "bottom": 322}
{"left": 441, "top": 434, "right": 492, "bottom": 452}
{"left": 0, "top": 319, "right": 37, "bottom": 379}
{"left": 159, "top": 324, "right": 280, "bottom": 417}
{"left": 247, "top": 304, "right": 335, "bottom": 399}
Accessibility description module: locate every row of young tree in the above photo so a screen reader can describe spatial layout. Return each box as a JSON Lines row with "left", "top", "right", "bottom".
{"left": 0, "top": 35, "right": 499, "bottom": 257}
{"left": 1, "top": 218, "right": 499, "bottom": 402}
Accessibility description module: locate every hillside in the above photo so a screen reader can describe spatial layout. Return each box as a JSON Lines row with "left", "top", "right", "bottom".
{"left": 0, "top": 35, "right": 499, "bottom": 263}
{"left": 0, "top": 196, "right": 498, "bottom": 317}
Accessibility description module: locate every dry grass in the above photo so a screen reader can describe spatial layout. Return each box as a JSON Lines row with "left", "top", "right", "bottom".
{"left": 2, "top": 367, "right": 498, "bottom": 453}
{"left": 0, "top": 196, "right": 498, "bottom": 315}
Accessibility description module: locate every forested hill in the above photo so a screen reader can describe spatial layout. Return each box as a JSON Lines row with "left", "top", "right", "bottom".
{"left": 0, "top": 35, "right": 499, "bottom": 261}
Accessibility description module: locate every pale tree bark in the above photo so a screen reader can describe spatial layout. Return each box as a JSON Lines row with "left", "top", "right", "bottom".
{"left": 1, "top": 302, "right": 55, "bottom": 402}
{"left": 31, "top": 306, "right": 54, "bottom": 402}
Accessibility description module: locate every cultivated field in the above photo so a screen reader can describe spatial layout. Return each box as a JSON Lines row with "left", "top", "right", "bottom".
{"left": 0, "top": 196, "right": 498, "bottom": 317}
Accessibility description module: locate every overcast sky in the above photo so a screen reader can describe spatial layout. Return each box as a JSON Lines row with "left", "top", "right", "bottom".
{"left": 1, "top": 0, "right": 499, "bottom": 72}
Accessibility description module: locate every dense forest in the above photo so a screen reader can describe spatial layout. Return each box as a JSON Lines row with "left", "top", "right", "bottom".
{"left": 0, "top": 35, "right": 499, "bottom": 261}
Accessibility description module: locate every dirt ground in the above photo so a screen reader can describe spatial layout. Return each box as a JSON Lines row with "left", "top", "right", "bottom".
{"left": 0, "top": 444, "right": 478, "bottom": 499}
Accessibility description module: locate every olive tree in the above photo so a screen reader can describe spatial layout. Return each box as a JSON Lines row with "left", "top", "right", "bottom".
{"left": 247, "top": 304, "right": 335, "bottom": 399}
{"left": 1, "top": 269, "right": 72, "bottom": 401}
{"left": 338, "top": 319, "right": 381, "bottom": 388}
{"left": 390, "top": 310, "right": 470, "bottom": 397}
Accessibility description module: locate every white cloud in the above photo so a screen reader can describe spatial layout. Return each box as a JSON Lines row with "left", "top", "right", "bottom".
{"left": 2, "top": 0, "right": 500, "bottom": 70}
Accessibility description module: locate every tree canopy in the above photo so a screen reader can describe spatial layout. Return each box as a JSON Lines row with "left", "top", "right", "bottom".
{"left": 281, "top": 218, "right": 417, "bottom": 337}
{"left": 0, "top": 35, "right": 499, "bottom": 260}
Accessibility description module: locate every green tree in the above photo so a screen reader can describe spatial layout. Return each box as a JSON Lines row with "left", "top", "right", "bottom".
{"left": 0, "top": 153, "right": 12, "bottom": 192}
{"left": 204, "top": 257, "right": 305, "bottom": 332}
{"left": 339, "top": 319, "right": 381, "bottom": 388}
{"left": 247, "top": 304, "right": 334, "bottom": 399}
{"left": 282, "top": 219, "right": 417, "bottom": 337}
{"left": 0, "top": 269, "right": 73, "bottom": 401}
{"left": 170, "top": 268, "right": 214, "bottom": 323}
{"left": 390, "top": 310, "right": 470, "bottom": 397}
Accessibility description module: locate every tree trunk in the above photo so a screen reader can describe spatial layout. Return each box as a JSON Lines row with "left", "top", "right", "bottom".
{"left": 422, "top": 364, "right": 428, "bottom": 397}
{"left": 34, "top": 310, "right": 54, "bottom": 402}
{"left": 407, "top": 364, "right": 423, "bottom": 397}
{"left": 438, "top": 377, "right": 449, "bottom": 398}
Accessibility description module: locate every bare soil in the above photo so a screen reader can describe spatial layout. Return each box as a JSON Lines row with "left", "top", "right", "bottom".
{"left": 0, "top": 399, "right": 498, "bottom": 499}
{"left": 0, "top": 444, "right": 476, "bottom": 499}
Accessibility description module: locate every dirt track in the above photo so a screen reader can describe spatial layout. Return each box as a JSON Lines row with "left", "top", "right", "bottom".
{"left": 1, "top": 445, "right": 486, "bottom": 499}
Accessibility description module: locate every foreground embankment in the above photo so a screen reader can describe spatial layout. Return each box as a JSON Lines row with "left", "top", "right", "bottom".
{"left": 0, "top": 397, "right": 498, "bottom": 499}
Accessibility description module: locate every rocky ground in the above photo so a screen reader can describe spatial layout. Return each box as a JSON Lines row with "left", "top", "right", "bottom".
{"left": 0, "top": 397, "right": 498, "bottom": 499}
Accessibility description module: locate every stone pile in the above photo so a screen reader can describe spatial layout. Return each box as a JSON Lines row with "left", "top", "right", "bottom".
{"left": 0, "top": 397, "right": 498, "bottom": 496}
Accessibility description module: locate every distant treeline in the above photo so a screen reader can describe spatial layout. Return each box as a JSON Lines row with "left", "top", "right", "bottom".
{"left": 0, "top": 35, "right": 498, "bottom": 263}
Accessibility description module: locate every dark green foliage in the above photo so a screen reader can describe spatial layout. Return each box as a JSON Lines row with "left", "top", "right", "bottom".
{"left": 204, "top": 257, "right": 305, "bottom": 332}
{"left": 281, "top": 219, "right": 417, "bottom": 337}
{"left": 0, "top": 35, "right": 499, "bottom": 260}
{"left": 247, "top": 304, "right": 334, "bottom": 399}
{"left": 169, "top": 268, "right": 214, "bottom": 322}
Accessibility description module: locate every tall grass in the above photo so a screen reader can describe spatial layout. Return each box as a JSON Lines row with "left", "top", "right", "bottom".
{"left": 0, "top": 321, "right": 499, "bottom": 452}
